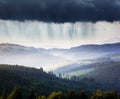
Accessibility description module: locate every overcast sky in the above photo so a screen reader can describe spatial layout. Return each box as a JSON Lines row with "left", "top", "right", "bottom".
{"left": 0, "top": 0, "right": 120, "bottom": 48}
{"left": 0, "top": 0, "right": 120, "bottom": 22}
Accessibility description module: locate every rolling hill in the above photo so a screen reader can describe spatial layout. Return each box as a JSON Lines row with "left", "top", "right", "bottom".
{"left": 0, "top": 42, "right": 120, "bottom": 69}
{"left": 0, "top": 64, "right": 111, "bottom": 96}
{"left": 0, "top": 43, "right": 120, "bottom": 96}
{"left": 0, "top": 43, "right": 66, "bottom": 70}
{"left": 54, "top": 61, "right": 120, "bottom": 91}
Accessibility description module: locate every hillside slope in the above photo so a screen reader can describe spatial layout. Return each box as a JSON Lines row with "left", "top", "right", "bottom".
{"left": 0, "top": 64, "right": 110, "bottom": 96}
{"left": 56, "top": 61, "right": 120, "bottom": 91}
{"left": 81, "top": 61, "right": 120, "bottom": 86}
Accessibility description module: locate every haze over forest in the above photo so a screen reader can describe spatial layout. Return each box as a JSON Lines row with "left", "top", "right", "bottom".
{"left": 0, "top": 0, "right": 120, "bottom": 98}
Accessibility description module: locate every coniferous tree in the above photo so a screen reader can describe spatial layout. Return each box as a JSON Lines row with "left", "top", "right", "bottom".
{"left": 0, "top": 89, "right": 7, "bottom": 99}
{"left": 7, "top": 86, "right": 23, "bottom": 99}
{"left": 29, "top": 89, "right": 36, "bottom": 99}
{"left": 36, "top": 96, "right": 46, "bottom": 99}
{"left": 91, "top": 90, "right": 104, "bottom": 99}
{"left": 67, "top": 90, "right": 77, "bottom": 99}
{"left": 48, "top": 91, "right": 66, "bottom": 99}
{"left": 104, "top": 91, "right": 118, "bottom": 99}
{"left": 80, "top": 90, "right": 88, "bottom": 99}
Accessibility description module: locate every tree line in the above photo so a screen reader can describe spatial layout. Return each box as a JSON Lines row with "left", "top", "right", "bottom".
{"left": 1, "top": 86, "right": 120, "bottom": 99}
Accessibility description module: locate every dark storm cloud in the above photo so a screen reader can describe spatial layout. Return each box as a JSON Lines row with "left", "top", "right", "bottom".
{"left": 0, "top": 0, "right": 120, "bottom": 22}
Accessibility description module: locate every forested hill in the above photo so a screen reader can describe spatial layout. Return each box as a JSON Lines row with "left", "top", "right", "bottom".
{"left": 0, "top": 64, "right": 111, "bottom": 97}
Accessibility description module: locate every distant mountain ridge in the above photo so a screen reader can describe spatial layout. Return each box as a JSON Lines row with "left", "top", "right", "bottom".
{"left": 0, "top": 42, "right": 120, "bottom": 70}
{"left": 0, "top": 43, "right": 120, "bottom": 93}
{"left": 0, "top": 43, "right": 66, "bottom": 69}
{"left": 0, "top": 43, "right": 45, "bottom": 55}
{"left": 0, "top": 42, "right": 120, "bottom": 53}
{"left": 70, "top": 43, "right": 120, "bottom": 52}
